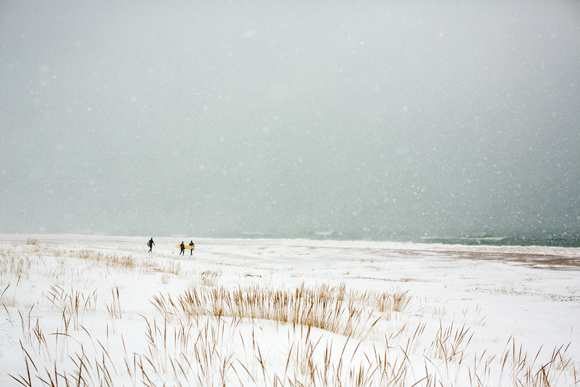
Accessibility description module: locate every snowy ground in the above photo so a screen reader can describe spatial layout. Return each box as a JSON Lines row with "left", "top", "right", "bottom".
{"left": 1, "top": 234, "right": 579, "bottom": 386}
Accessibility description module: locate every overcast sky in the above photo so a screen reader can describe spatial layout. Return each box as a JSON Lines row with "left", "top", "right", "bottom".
{"left": 1, "top": 0, "right": 579, "bottom": 239}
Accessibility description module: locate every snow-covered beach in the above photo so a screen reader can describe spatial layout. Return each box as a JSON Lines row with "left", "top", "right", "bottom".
{"left": 1, "top": 234, "right": 579, "bottom": 386}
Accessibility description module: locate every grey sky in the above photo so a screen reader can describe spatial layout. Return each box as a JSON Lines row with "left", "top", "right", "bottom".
{"left": 1, "top": 0, "right": 579, "bottom": 238}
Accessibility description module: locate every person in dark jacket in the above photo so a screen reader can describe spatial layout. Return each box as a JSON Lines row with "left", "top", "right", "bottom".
{"left": 189, "top": 240, "right": 195, "bottom": 255}
{"left": 147, "top": 238, "right": 155, "bottom": 252}
{"left": 179, "top": 241, "right": 185, "bottom": 256}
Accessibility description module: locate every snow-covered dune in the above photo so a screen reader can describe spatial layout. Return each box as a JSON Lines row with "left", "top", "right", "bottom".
{"left": 1, "top": 235, "right": 578, "bottom": 386}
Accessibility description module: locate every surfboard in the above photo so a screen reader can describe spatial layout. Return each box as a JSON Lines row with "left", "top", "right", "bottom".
{"left": 175, "top": 244, "right": 195, "bottom": 249}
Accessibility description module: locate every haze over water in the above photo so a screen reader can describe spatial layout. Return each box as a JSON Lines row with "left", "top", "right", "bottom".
{"left": 1, "top": 1, "right": 579, "bottom": 245}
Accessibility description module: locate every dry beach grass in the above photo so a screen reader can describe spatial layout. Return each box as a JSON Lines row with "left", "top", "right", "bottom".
{"left": 0, "top": 237, "right": 579, "bottom": 386}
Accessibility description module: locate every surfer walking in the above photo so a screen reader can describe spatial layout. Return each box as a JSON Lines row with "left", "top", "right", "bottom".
{"left": 189, "top": 240, "right": 195, "bottom": 255}
{"left": 179, "top": 241, "right": 185, "bottom": 256}
{"left": 147, "top": 238, "right": 155, "bottom": 252}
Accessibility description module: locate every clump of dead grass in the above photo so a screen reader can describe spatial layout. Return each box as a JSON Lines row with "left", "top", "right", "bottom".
{"left": 152, "top": 283, "right": 388, "bottom": 339}
{"left": 45, "top": 285, "right": 98, "bottom": 331}
{"left": 201, "top": 270, "right": 222, "bottom": 286}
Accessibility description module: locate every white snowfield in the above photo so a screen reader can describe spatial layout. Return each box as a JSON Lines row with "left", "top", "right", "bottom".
{"left": 1, "top": 234, "right": 579, "bottom": 386}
